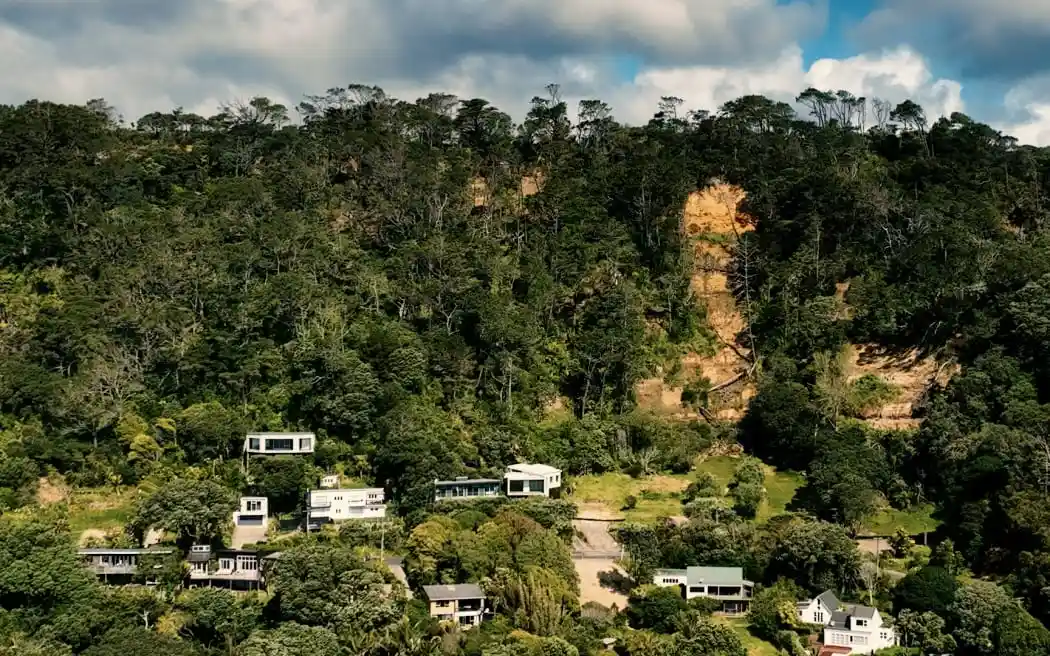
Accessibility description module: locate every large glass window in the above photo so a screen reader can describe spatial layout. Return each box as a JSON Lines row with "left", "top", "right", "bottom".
{"left": 509, "top": 480, "right": 524, "bottom": 492}
{"left": 528, "top": 479, "right": 544, "bottom": 493}
{"left": 249, "top": 438, "right": 260, "bottom": 450}
{"left": 265, "top": 438, "right": 293, "bottom": 451}
{"left": 299, "top": 437, "right": 311, "bottom": 450}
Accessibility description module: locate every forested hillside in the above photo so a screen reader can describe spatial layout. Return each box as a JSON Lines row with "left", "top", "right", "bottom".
{"left": 3, "top": 85, "right": 1050, "bottom": 655}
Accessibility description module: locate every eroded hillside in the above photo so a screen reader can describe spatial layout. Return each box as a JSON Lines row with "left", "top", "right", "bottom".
{"left": 637, "top": 184, "right": 954, "bottom": 427}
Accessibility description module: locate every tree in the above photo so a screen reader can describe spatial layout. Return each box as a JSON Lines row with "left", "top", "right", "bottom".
{"left": 177, "top": 588, "right": 262, "bottom": 652}
{"left": 748, "top": 579, "right": 805, "bottom": 640}
{"left": 267, "top": 545, "right": 400, "bottom": 632}
{"left": 626, "top": 585, "right": 689, "bottom": 633}
{"left": 892, "top": 566, "right": 958, "bottom": 615}
{"left": 130, "top": 478, "right": 236, "bottom": 547}
{"left": 764, "top": 519, "right": 861, "bottom": 595}
{"left": 81, "top": 628, "right": 197, "bottom": 656}
{"left": 236, "top": 623, "right": 340, "bottom": 656}
{"left": 672, "top": 613, "right": 747, "bottom": 656}
{"left": 895, "top": 610, "right": 956, "bottom": 655}
{"left": 247, "top": 457, "right": 313, "bottom": 515}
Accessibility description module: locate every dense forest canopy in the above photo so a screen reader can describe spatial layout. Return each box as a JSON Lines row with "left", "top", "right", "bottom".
{"left": 3, "top": 82, "right": 1050, "bottom": 655}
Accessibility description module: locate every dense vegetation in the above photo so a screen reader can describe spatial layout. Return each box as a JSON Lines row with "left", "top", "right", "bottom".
{"left": 2, "top": 83, "right": 1050, "bottom": 654}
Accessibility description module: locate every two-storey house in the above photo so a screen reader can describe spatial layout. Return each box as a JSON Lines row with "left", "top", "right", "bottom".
{"left": 503, "top": 463, "right": 562, "bottom": 498}
{"left": 799, "top": 590, "right": 897, "bottom": 655}
{"left": 187, "top": 545, "right": 264, "bottom": 591}
{"left": 308, "top": 487, "right": 386, "bottom": 526}
{"left": 652, "top": 566, "right": 754, "bottom": 614}
{"left": 423, "top": 584, "right": 487, "bottom": 627}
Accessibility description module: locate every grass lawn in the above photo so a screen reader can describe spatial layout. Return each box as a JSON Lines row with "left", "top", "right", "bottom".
{"left": 715, "top": 617, "right": 780, "bottom": 656}
{"left": 65, "top": 486, "right": 140, "bottom": 535}
{"left": 567, "top": 455, "right": 802, "bottom": 523}
{"left": 862, "top": 503, "right": 940, "bottom": 536}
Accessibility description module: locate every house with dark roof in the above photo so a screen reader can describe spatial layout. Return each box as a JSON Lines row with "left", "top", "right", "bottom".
{"left": 78, "top": 547, "right": 175, "bottom": 584}
{"left": 797, "top": 589, "right": 840, "bottom": 625}
{"left": 186, "top": 545, "right": 265, "bottom": 591}
{"left": 651, "top": 566, "right": 754, "bottom": 614}
{"left": 422, "top": 583, "right": 487, "bottom": 627}
{"left": 433, "top": 476, "right": 502, "bottom": 502}
{"left": 799, "top": 590, "right": 897, "bottom": 654}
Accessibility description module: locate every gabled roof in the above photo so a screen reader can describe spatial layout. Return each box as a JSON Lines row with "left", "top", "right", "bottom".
{"left": 843, "top": 603, "right": 877, "bottom": 619}
{"left": 423, "top": 583, "right": 485, "bottom": 601}
{"left": 816, "top": 589, "right": 840, "bottom": 610}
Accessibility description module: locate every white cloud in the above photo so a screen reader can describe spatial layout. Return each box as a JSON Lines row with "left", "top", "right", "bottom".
{"left": 0, "top": 0, "right": 997, "bottom": 140}
{"left": 995, "top": 76, "right": 1050, "bottom": 146}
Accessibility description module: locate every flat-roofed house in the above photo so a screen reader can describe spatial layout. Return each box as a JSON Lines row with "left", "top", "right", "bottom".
{"left": 243, "top": 432, "right": 314, "bottom": 455}
{"left": 187, "top": 545, "right": 264, "bottom": 590}
{"left": 652, "top": 566, "right": 755, "bottom": 614}
{"left": 78, "top": 547, "right": 175, "bottom": 584}
{"left": 423, "top": 583, "right": 487, "bottom": 627}
{"left": 434, "top": 476, "right": 502, "bottom": 502}
{"left": 309, "top": 487, "right": 386, "bottom": 524}
{"left": 504, "top": 463, "right": 562, "bottom": 497}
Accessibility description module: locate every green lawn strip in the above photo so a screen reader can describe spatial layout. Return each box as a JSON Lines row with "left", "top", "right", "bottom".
{"left": 862, "top": 503, "right": 940, "bottom": 536}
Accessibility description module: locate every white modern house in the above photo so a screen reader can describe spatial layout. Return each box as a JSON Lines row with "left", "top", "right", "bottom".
{"left": 423, "top": 583, "right": 487, "bottom": 627}
{"left": 798, "top": 590, "right": 897, "bottom": 654}
{"left": 309, "top": 487, "right": 386, "bottom": 523}
{"left": 652, "top": 566, "right": 754, "bottom": 614}
{"left": 503, "top": 463, "right": 562, "bottom": 497}
{"left": 233, "top": 496, "right": 268, "bottom": 527}
{"left": 243, "top": 432, "right": 315, "bottom": 455}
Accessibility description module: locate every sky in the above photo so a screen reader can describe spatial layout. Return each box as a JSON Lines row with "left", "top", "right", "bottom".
{"left": 2, "top": 0, "right": 1050, "bottom": 145}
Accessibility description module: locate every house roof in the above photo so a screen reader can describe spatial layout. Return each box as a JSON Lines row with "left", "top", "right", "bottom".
{"left": 843, "top": 603, "right": 877, "bottom": 619}
{"left": 423, "top": 584, "right": 485, "bottom": 601}
{"left": 246, "top": 432, "right": 314, "bottom": 438}
{"left": 434, "top": 478, "right": 501, "bottom": 486}
{"left": 816, "top": 590, "right": 841, "bottom": 610}
{"left": 77, "top": 548, "right": 174, "bottom": 555}
{"left": 655, "top": 566, "right": 750, "bottom": 586}
{"left": 506, "top": 463, "right": 560, "bottom": 476}
{"left": 686, "top": 566, "right": 748, "bottom": 586}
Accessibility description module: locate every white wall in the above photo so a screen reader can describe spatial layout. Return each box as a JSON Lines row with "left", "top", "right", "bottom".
{"left": 310, "top": 488, "right": 386, "bottom": 521}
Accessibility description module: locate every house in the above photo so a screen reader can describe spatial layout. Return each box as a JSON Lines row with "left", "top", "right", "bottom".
{"left": 187, "top": 545, "right": 264, "bottom": 590}
{"left": 243, "top": 432, "right": 315, "bottom": 455}
{"left": 233, "top": 496, "right": 268, "bottom": 527}
{"left": 78, "top": 547, "right": 175, "bottom": 583}
{"left": 423, "top": 583, "right": 487, "bottom": 627}
{"left": 309, "top": 487, "right": 386, "bottom": 524}
{"left": 797, "top": 589, "right": 840, "bottom": 625}
{"left": 799, "top": 590, "right": 898, "bottom": 655}
{"left": 320, "top": 474, "right": 340, "bottom": 489}
{"left": 434, "top": 476, "right": 502, "bottom": 502}
{"left": 652, "top": 566, "right": 754, "bottom": 614}
{"left": 504, "top": 463, "right": 562, "bottom": 497}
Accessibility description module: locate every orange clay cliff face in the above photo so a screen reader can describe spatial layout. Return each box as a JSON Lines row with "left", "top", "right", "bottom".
{"left": 635, "top": 183, "right": 954, "bottom": 427}
{"left": 636, "top": 183, "right": 756, "bottom": 421}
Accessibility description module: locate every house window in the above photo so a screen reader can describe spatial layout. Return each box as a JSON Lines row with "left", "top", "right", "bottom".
{"left": 246, "top": 500, "right": 262, "bottom": 512}
{"left": 815, "top": 612, "right": 823, "bottom": 623}
{"left": 880, "top": 632, "right": 888, "bottom": 640}
{"left": 249, "top": 438, "right": 260, "bottom": 450}
{"left": 436, "top": 600, "right": 450, "bottom": 608}
{"left": 237, "top": 556, "right": 257, "bottom": 570}
{"left": 219, "top": 558, "right": 234, "bottom": 570}
{"left": 854, "top": 619, "right": 866, "bottom": 627}
{"left": 528, "top": 479, "right": 544, "bottom": 493}
{"left": 299, "top": 437, "right": 311, "bottom": 451}
{"left": 265, "top": 438, "right": 293, "bottom": 451}
{"left": 509, "top": 480, "right": 524, "bottom": 493}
